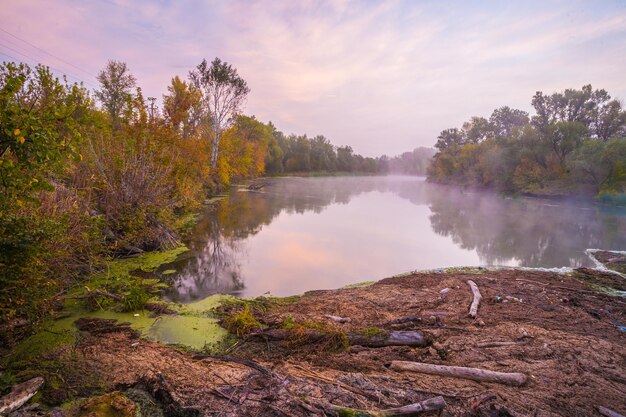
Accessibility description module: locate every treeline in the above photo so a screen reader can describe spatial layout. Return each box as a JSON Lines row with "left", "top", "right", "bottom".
{"left": 428, "top": 85, "right": 626, "bottom": 201}
{"left": 266, "top": 133, "right": 433, "bottom": 176}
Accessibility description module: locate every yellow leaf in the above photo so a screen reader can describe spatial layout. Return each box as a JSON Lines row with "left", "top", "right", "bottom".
{"left": 14, "top": 128, "right": 20, "bottom": 136}
{"left": 19, "top": 137, "right": 25, "bottom": 144}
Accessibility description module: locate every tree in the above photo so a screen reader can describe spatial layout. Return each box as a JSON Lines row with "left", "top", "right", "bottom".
{"left": 489, "top": 106, "right": 529, "bottom": 137}
{"left": 545, "top": 121, "right": 587, "bottom": 165}
{"left": 591, "top": 97, "right": 625, "bottom": 141}
{"left": 95, "top": 60, "right": 136, "bottom": 129}
{"left": 462, "top": 116, "right": 493, "bottom": 143}
{"left": 162, "top": 76, "right": 202, "bottom": 138}
{"left": 434, "top": 128, "right": 465, "bottom": 151}
{"left": 189, "top": 58, "right": 250, "bottom": 169}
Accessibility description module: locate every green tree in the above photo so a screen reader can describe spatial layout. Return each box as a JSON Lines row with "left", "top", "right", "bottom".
{"left": 434, "top": 128, "right": 465, "bottom": 151}
{"left": 95, "top": 60, "right": 136, "bottom": 129}
{"left": 489, "top": 106, "right": 529, "bottom": 137}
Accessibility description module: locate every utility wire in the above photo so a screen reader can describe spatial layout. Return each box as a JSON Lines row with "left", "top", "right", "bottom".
{"left": 0, "top": 27, "right": 98, "bottom": 79}
{"left": 0, "top": 41, "right": 99, "bottom": 89}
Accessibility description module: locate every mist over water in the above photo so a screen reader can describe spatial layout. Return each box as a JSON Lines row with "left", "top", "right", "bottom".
{"left": 163, "top": 176, "right": 626, "bottom": 302}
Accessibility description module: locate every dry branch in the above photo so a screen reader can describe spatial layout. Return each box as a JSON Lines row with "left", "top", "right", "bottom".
{"left": 467, "top": 280, "right": 482, "bottom": 318}
{"left": 0, "top": 377, "right": 44, "bottom": 416}
{"left": 598, "top": 406, "right": 625, "bottom": 417}
{"left": 65, "top": 289, "right": 122, "bottom": 301}
{"left": 323, "top": 396, "right": 446, "bottom": 417}
{"left": 193, "top": 354, "right": 274, "bottom": 376}
{"left": 325, "top": 314, "right": 351, "bottom": 323}
{"left": 390, "top": 361, "right": 527, "bottom": 386}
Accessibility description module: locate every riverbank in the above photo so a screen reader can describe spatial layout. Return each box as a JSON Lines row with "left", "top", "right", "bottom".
{"left": 1, "top": 262, "right": 625, "bottom": 417}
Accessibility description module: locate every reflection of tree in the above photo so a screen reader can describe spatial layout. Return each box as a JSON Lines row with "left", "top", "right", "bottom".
{"left": 166, "top": 177, "right": 626, "bottom": 302}
{"left": 165, "top": 215, "right": 246, "bottom": 302}
{"left": 426, "top": 187, "right": 626, "bottom": 267}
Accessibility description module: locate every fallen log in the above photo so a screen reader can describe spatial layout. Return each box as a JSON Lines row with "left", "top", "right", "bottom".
{"left": 467, "top": 280, "right": 482, "bottom": 318}
{"left": 254, "top": 329, "right": 428, "bottom": 348}
{"left": 325, "top": 314, "right": 351, "bottom": 323}
{"left": 0, "top": 377, "right": 44, "bottom": 416}
{"left": 323, "top": 396, "right": 446, "bottom": 417}
{"left": 598, "top": 406, "right": 625, "bottom": 417}
{"left": 389, "top": 361, "right": 527, "bottom": 386}
{"left": 349, "top": 331, "right": 428, "bottom": 348}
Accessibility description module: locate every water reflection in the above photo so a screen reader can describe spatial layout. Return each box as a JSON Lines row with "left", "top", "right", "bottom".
{"left": 163, "top": 176, "right": 626, "bottom": 302}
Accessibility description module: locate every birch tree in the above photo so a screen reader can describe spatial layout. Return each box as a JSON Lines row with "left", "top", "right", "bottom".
{"left": 189, "top": 58, "right": 250, "bottom": 169}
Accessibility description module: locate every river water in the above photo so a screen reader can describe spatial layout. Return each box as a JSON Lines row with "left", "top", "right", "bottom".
{"left": 163, "top": 176, "right": 626, "bottom": 302}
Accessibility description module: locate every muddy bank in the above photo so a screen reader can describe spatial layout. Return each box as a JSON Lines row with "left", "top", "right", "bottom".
{"left": 5, "top": 267, "right": 624, "bottom": 417}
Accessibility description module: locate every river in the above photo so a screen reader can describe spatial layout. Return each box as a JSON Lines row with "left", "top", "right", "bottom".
{"left": 163, "top": 176, "right": 626, "bottom": 302}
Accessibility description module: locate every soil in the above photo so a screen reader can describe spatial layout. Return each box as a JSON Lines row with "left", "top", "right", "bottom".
{"left": 53, "top": 267, "right": 625, "bottom": 417}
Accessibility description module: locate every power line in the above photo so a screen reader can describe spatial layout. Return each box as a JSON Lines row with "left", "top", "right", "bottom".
{"left": 0, "top": 41, "right": 99, "bottom": 89}
{"left": 0, "top": 27, "right": 98, "bottom": 80}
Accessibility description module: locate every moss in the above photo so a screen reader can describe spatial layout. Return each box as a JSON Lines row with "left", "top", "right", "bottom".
{"left": 279, "top": 317, "right": 349, "bottom": 352}
{"left": 335, "top": 408, "right": 376, "bottom": 417}
{"left": 124, "top": 388, "right": 164, "bottom": 417}
{"left": 222, "top": 305, "right": 265, "bottom": 336}
{"left": 258, "top": 294, "right": 302, "bottom": 304}
{"left": 69, "top": 392, "right": 136, "bottom": 417}
{"left": 342, "top": 281, "right": 376, "bottom": 289}
{"left": 354, "top": 326, "right": 386, "bottom": 337}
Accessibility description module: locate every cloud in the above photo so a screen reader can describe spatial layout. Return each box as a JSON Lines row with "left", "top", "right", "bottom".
{"left": 1, "top": 0, "right": 625, "bottom": 155}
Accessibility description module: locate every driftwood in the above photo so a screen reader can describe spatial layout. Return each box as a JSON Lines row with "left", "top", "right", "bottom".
{"left": 0, "top": 377, "right": 44, "bottom": 416}
{"left": 467, "top": 280, "right": 482, "bottom": 318}
{"left": 255, "top": 329, "right": 428, "bottom": 348}
{"left": 390, "top": 361, "right": 527, "bottom": 386}
{"left": 348, "top": 331, "right": 427, "bottom": 347}
{"left": 325, "top": 314, "right": 351, "bottom": 323}
{"left": 598, "top": 406, "right": 626, "bottom": 417}
{"left": 323, "top": 396, "right": 446, "bottom": 417}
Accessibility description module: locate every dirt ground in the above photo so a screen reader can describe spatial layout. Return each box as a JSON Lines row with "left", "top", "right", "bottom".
{"left": 64, "top": 267, "right": 626, "bottom": 417}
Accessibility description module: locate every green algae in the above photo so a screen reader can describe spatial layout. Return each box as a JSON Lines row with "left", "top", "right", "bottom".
{"left": 64, "top": 246, "right": 190, "bottom": 313}
{"left": 73, "top": 245, "right": 188, "bottom": 291}
{"left": 175, "top": 294, "right": 237, "bottom": 315}
{"left": 145, "top": 315, "right": 228, "bottom": 351}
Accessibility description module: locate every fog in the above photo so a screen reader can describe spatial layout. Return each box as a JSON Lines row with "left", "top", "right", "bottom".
{"left": 163, "top": 176, "right": 626, "bottom": 301}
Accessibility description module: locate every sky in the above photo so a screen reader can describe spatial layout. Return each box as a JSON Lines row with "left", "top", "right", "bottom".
{"left": 1, "top": 0, "right": 625, "bottom": 156}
